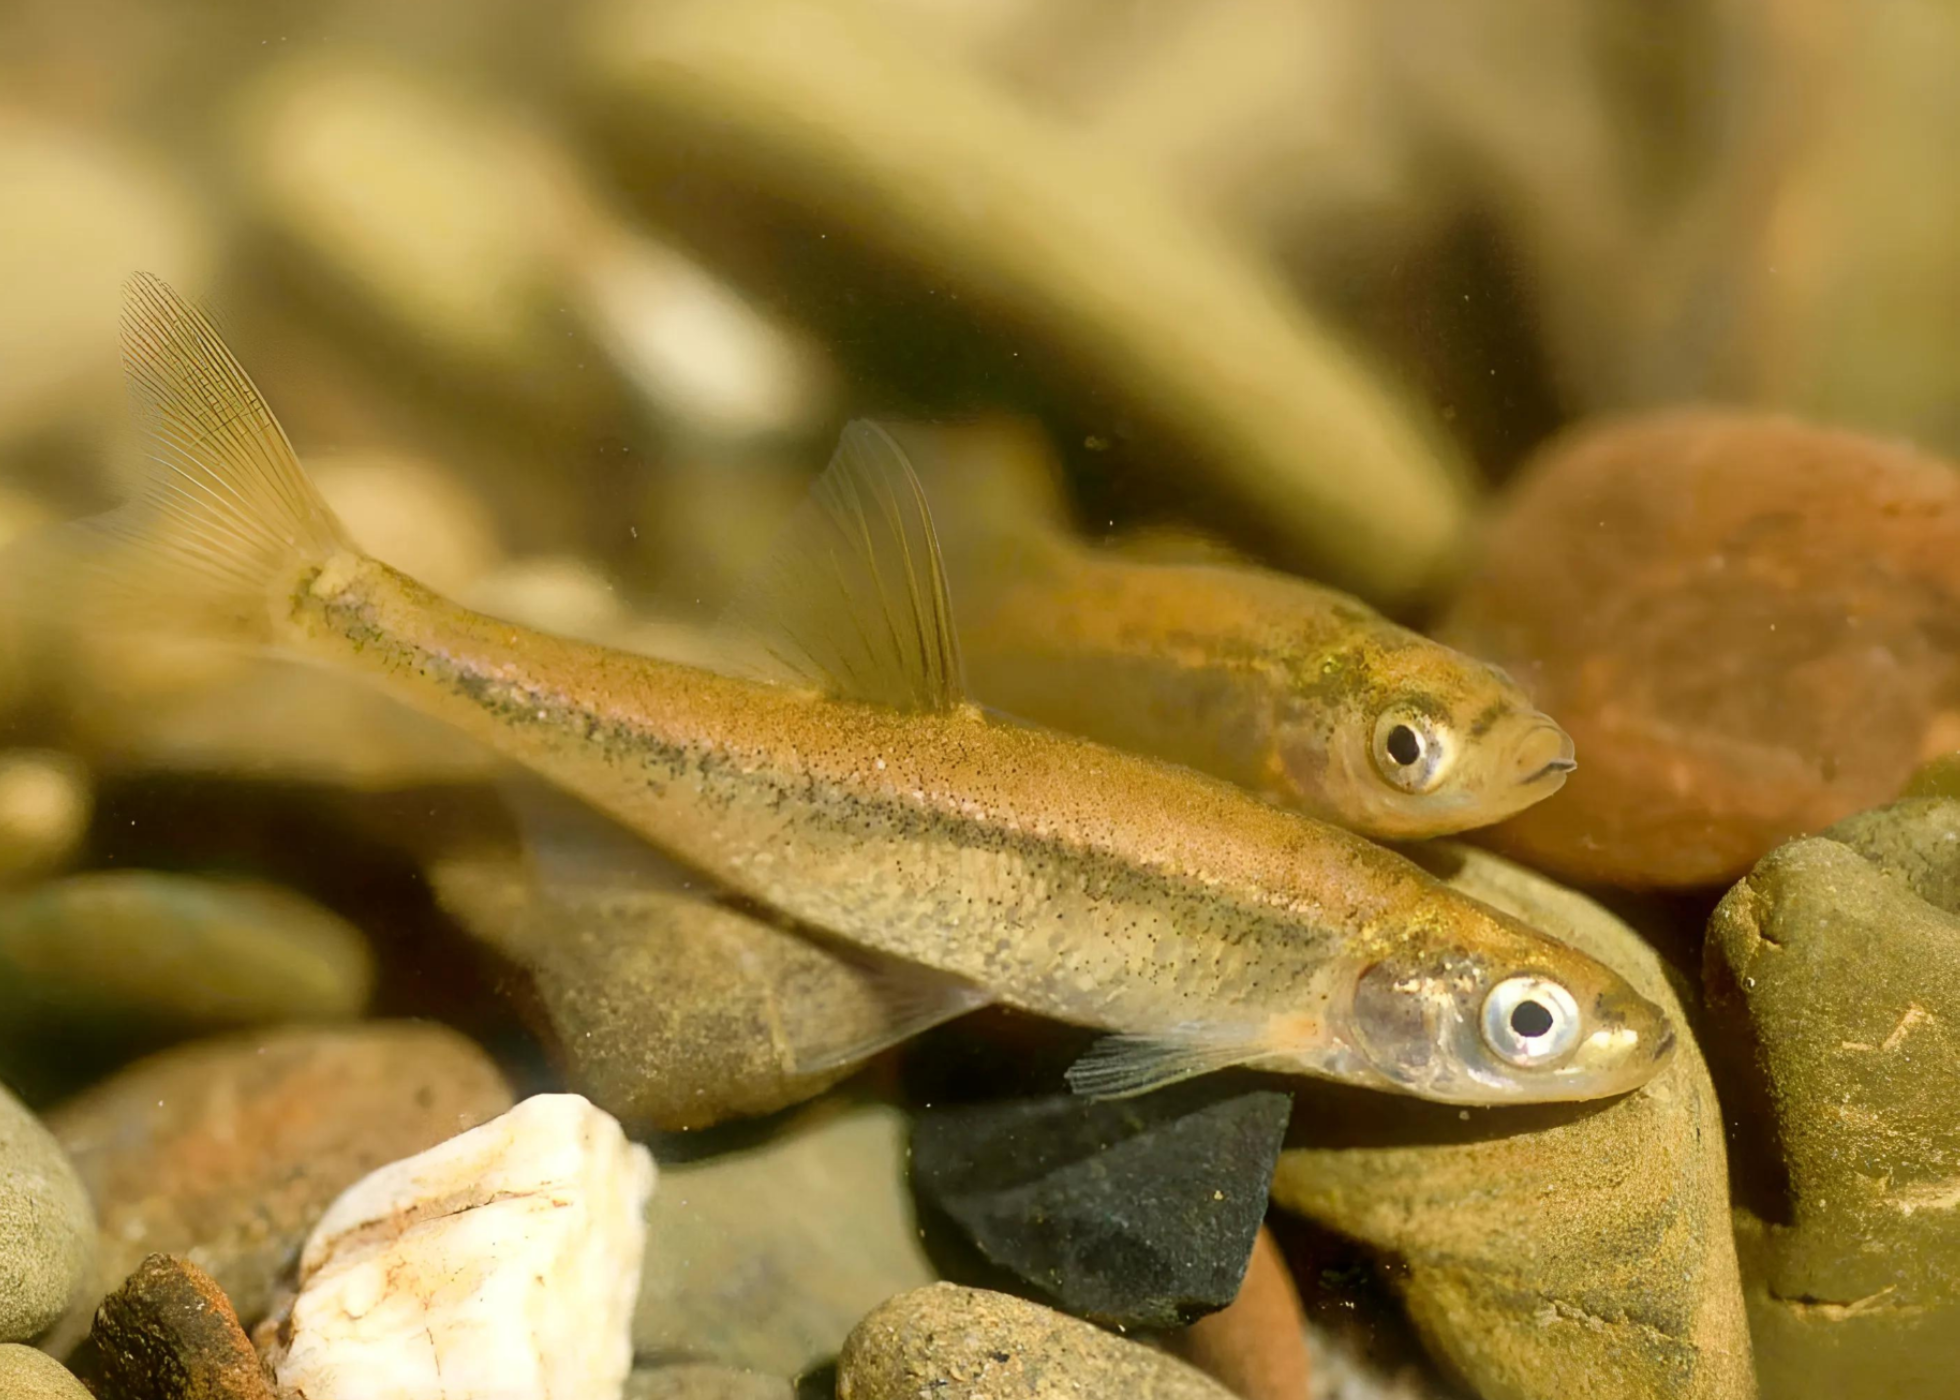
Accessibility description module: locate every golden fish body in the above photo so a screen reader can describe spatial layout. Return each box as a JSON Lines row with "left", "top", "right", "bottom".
{"left": 18, "top": 275, "right": 1672, "bottom": 1103}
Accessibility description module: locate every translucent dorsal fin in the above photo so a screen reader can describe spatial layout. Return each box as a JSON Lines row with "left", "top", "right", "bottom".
{"left": 719, "top": 420, "right": 965, "bottom": 712}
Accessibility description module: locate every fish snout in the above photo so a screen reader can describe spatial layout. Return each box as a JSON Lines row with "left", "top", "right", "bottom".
{"left": 1513, "top": 718, "right": 1577, "bottom": 789}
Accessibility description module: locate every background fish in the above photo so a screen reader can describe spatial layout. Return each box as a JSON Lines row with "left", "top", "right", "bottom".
{"left": 902, "top": 420, "right": 1575, "bottom": 839}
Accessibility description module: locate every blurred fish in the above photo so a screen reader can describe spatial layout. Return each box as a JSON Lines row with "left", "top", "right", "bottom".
{"left": 17, "top": 274, "right": 1672, "bottom": 1105}
{"left": 907, "top": 422, "right": 1575, "bottom": 839}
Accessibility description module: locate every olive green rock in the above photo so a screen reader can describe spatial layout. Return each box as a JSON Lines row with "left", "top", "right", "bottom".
{"left": 634, "top": 1103, "right": 936, "bottom": 1377}
{"left": 1706, "top": 796, "right": 1960, "bottom": 1400}
{"left": 0, "top": 1344, "right": 92, "bottom": 1399}
{"left": 0, "top": 872, "right": 374, "bottom": 1100}
{"left": 0, "top": 1085, "right": 93, "bottom": 1343}
{"left": 1271, "top": 844, "right": 1753, "bottom": 1400}
{"left": 838, "top": 1284, "right": 1235, "bottom": 1400}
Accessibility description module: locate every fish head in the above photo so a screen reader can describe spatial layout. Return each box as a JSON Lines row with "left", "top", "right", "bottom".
{"left": 1331, "top": 909, "right": 1674, "bottom": 1103}
{"left": 1275, "top": 644, "right": 1574, "bottom": 838}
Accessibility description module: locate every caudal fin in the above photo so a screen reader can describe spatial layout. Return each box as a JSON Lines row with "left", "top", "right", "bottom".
{"left": 17, "top": 272, "right": 351, "bottom": 649}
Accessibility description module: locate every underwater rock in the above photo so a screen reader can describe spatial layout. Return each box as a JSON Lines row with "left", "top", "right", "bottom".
{"left": 461, "top": 555, "right": 633, "bottom": 644}
{"left": 0, "top": 750, "right": 90, "bottom": 888}
{"left": 910, "top": 1081, "right": 1289, "bottom": 1330}
{"left": 46, "top": 1024, "right": 512, "bottom": 1350}
{"left": 0, "top": 872, "right": 374, "bottom": 1098}
{"left": 311, "top": 448, "right": 505, "bottom": 597}
{"left": 86, "top": 1253, "right": 273, "bottom": 1400}
{"left": 1169, "top": 1227, "right": 1311, "bottom": 1400}
{"left": 1444, "top": 410, "right": 1960, "bottom": 888}
{"left": 432, "top": 855, "right": 962, "bottom": 1132}
{"left": 0, "top": 115, "right": 207, "bottom": 445}
{"left": 1270, "top": 844, "right": 1752, "bottom": 1400}
{"left": 0, "top": 1084, "right": 93, "bottom": 1343}
{"left": 1705, "top": 796, "right": 1960, "bottom": 1400}
{"left": 634, "top": 1103, "right": 936, "bottom": 1378}
{"left": 0, "top": 1345, "right": 91, "bottom": 1400}
{"left": 836, "top": 1283, "right": 1236, "bottom": 1400}
{"left": 268, "top": 1094, "right": 653, "bottom": 1400}
{"left": 625, "top": 1364, "right": 793, "bottom": 1400}
{"left": 577, "top": 0, "right": 1473, "bottom": 609}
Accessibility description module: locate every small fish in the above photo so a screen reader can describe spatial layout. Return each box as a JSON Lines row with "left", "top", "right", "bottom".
{"left": 900, "top": 421, "right": 1575, "bottom": 839}
{"left": 15, "top": 274, "right": 1672, "bottom": 1104}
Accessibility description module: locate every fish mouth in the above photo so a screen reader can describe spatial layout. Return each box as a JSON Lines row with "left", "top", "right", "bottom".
{"left": 1513, "top": 720, "right": 1577, "bottom": 788}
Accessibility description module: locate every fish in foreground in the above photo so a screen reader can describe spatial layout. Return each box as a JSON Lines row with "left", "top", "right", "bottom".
{"left": 904, "top": 421, "right": 1576, "bottom": 840}
{"left": 13, "top": 273, "right": 1673, "bottom": 1103}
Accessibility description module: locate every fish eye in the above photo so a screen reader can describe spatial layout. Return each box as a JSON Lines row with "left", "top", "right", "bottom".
{"left": 1480, "top": 976, "right": 1581, "bottom": 1067}
{"left": 1371, "top": 709, "right": 1454, "bottom": 794}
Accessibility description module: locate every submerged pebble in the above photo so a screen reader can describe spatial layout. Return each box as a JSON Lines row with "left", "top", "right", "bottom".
{"left": 432, "top": 855, "right": 959, "bottom": 1131}
{"left": 0, "top": 1344, "right": 91, "bottom": 1400}
{"left": 836, "top": 1283, "right": 1236, "bottom": 1400}
{"left": 0, "top": 872, "right": 374, "bottom": 1097}
{"left": 268, "top": 1094, "right": 654, "bottom": 1400}
{"left": 45, "top": 1023, "right": 512, "bottom": 1349}
{"left": 0, "top": 750, "right": 90, "bottom": 888}
{"left": 1445, "top": 410, "right": 1960, "bottom": 888}
{"left": 910, "top": 1082, "right": 1290, "bottom": 1330}
{"left": 0, "top": 1083, "right": 93, "bottom": 1344}
{"left": 85, "top": 1253, "right": 273, "bottom": 1400}
{"left": 633, "top": 1104, "right": 935, "bottom": 1377}
{"left": 1270, "top": 844, "right": 1752, "bottom": 1400}
{"left": 1705, "top": 796, "right": 1960, "bottom": 1400}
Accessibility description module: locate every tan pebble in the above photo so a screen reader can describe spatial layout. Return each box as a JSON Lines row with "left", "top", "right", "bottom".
{"left": 311, "top": 449, "right": 503, "bottom": 595}
{"left": 0, "top": 1344, "right": 92, "bottom": 1399}
{"left": 1170, "top": 1227, "right": 1310, "bottom": 1400}
{"left": 837, "top": 1283, "right": 1236, "bottom": 1400}
{"left": 0, "top": 751, "right": 90, "bottom": 886}
{"left": 44, "top": 1023, "right": 512, "bottom": 1354}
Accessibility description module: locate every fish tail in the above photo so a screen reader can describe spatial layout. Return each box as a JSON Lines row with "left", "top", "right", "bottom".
{"left": 15, "top": 272, "right": 353, "bottom": 652}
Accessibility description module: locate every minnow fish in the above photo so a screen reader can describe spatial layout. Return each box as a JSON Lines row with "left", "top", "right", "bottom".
{"left": 16, "top": 274, "right": 1672, "bottom": 1103}
{"left": 900, "top": 421, "right": 1575, "bottom": 839}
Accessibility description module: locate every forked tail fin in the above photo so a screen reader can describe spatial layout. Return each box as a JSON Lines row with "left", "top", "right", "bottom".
{"left": 10, "top": 272, "right": 351, "bottom": 650}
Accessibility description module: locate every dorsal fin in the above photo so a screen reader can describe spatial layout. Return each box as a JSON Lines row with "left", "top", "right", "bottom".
{"left": 719, "top": 420, "right": 965, "bottom": 712}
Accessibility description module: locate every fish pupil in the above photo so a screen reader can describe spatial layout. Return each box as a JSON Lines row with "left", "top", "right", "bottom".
{"left": 1385, "top": 724, "right": 1422, "bottom": 766}
{"left": 1510, "top": 1000, "right": 1555, "bottom": 1038}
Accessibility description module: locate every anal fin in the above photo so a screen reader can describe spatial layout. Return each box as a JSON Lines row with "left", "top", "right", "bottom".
{"left": 1064, "top": 1026, "right": 1267, "bottom": 1099}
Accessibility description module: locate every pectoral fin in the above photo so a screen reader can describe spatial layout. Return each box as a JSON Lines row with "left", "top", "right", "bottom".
{"left": 789, "top": 953, "right": 992, "bottom": 1075}
{"left": 718, "top": 420, "right": 965, "bottom": 712}
{"left": 1064, "top": 1026, "right": 1268, "bottom": 1099}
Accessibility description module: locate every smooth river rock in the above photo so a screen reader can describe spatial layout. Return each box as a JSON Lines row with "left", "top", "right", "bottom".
{"left": 1706, "top": 796, "right": 1960, "bottom": 1400}
{"left": 837, "top": 1284, "right": 1236, "bottom": 1400}
{"left": 45, "top": 1023, "right": 512, "bottom": 1351}
{"left": 634, "top": 1103, "right": 936, "bottom": 1378}
{"left": 0, "top": 1344, "right": 92, "bottom": 1399}
{"left": 0, "top": 1083, "right": 93, "bottom": 1343}
{"left": 1271, "top": 844, "right": 1753, "bottom": 1400}
{"left": 1444, "top": 411, "right": 1960, "bottom": 888}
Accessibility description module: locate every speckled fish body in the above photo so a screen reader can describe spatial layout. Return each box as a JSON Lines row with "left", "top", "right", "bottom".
{"left": 18, "top": 275, "right": 1672, "bottom": 1104}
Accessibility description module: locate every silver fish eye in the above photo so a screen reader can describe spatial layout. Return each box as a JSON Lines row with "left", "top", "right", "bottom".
{"left": 1481, "top": 976, "right": 1581, "bottom": 1067}
{"left": 1372, "top": 709, "right": 1454, "bottom": 794}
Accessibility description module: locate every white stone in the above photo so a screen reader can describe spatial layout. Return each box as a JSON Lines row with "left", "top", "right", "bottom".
{"left": 272, "top": 1094, "right": 656, "bottom": 1400}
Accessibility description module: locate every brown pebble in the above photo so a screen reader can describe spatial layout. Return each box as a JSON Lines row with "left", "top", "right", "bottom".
{"left": 85, "top": 1254, "right": 272, "bottom": 1400}
{"left": 1443, "top": 410, "right": 1960, "bottom": 887}
{"left": 1171, "top": 1227, "right": 1309, "bottom": 1400}
{"left": 44, "top": 1023, "right": 512, "bottom": 1353}
{"left": 838, "top": 1283, "right": 1236, "bottom": 1400}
